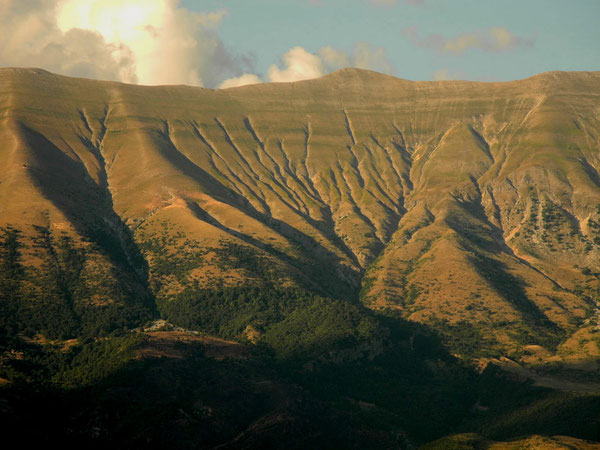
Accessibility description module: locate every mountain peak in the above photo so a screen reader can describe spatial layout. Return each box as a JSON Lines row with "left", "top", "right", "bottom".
{"left": 322, "top": 66, "right": 404, "bottom": 83}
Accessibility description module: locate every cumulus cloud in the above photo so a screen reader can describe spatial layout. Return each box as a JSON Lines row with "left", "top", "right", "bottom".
{"left": 267, "top": 46, "right": 325, "bottom": 83}
{"left": 258, "top": 42, "right": 395, "bottom": 85}
{"left": 0, "top": 0, "right": 254, "bottom": 87}
{"left": 404, "top": 26, "right": 535, "bottom": 54}
{"left": 218, "top": 73, "right": 261, "bottom": 89}
{"left": 0, "top": 0, "right": 397, "bottom": 88}
{"left": 0, "top": 0, "right": 137, "bottom": 83}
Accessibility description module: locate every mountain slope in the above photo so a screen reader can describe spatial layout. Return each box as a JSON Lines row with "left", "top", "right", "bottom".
{"left": 1, "top": 67, "right": 599, "bottom": 357}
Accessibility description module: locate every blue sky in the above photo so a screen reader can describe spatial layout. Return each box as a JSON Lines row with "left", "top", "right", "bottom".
{"left": 183, "top": 0, "right": 600, "bottom": 81}
{"left": 0, "top": 0, "right": 598, "bottom": 87}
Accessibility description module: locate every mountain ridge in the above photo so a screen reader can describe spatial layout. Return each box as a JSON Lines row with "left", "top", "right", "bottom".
{"left": 4, "top": 65, "right": 600, "bottom": 89}
{"left": 1, "top": 67, "right": 600, "bottom": 359}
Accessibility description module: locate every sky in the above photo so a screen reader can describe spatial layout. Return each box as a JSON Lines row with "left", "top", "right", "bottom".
{"left": 0, "top": 0, "right": 598, "bottom": 88}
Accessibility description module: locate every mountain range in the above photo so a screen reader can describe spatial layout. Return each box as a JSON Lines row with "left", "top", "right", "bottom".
{"left": 1, "top": 67, "right": 600, "bottom": 447}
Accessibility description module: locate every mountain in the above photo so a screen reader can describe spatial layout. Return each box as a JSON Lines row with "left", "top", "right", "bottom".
{"left": 2, "top": 67, "right": 599, "bottom": 355}
{"left": 1, "top": 67, "right": 600, "bottom": 447}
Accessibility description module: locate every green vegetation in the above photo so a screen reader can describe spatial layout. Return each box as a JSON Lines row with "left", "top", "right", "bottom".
{"left": 262, "top": 297, "right": 381, "bottom": 359}
{"left": 2, "top": 310, "right": 599, "bottom": 447}
{"left": 0, "top": 334, "right": 144, "bottom": 387}
{"left": 213, "top": 240, "right": 278, "bottom": 281}
{"left": 0, "top": 227, "right": 154, "bottom": 341}
{"left": 461, "top": 364, "right": 600, "bottom": 442}
{"left": 52, "top": 334, "right": 146, "bottom": 387}
{"left": 137, "top": 220, "right": 210, "bottom": 284}
{"left": 158, "top": 285, "right": 311, "bottom": 337}
{"left": 0, "top": 227, "right": 25, "bottom": 344}
{"left": 430, "top": 318, "right": 500, "bottom": 358}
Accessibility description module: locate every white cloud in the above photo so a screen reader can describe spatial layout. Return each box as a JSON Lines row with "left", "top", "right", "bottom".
{"left": 0, "top": 0, "right": 254, "bottom": 87}
{"left": 267, "top": 46, "right": 325, "bottom": 83}
{"left": 218, "top": 73, "right": 261, "bottom": 89}
{"left": 404, "top": 26, "right": 535, "bottom": 54}
{"left": 262, "top": 43, "right": 395, "bottom": 85}
{"left": 55, "top": 0, "right": 248, "bottom": 87}
{"left": 0, "top": 0, "right": 397, "bottom": 88}
{"left": 0, "top": 0, "right": 137, "bottom": 83}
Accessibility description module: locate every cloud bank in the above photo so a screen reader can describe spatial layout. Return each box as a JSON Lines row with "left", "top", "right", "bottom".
{"left": 1, "top": 0, "right": 398, "bottom": 89}
{"left": 0, "top": 0, "right": 253, "bottom": 87}
{"left": 220, "top": 43, "right": 395, "bottom": 88}
{"left": 0, "top": 0, "right": 138, "bottom": 83}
